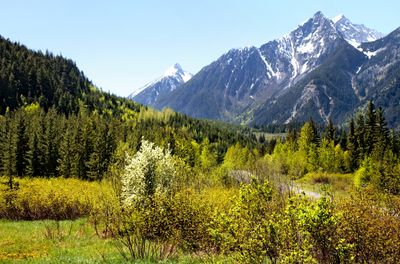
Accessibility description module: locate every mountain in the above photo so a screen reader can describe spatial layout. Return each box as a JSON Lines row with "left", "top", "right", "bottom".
{"left": 252, "top": 26, "right": 400, "bottom": 126}
{"left": 354, "top": 27, "right": 400, "bottom": 125}
{"left": 139, "top": 12, "right": 397, "bottom": 126}
{"left": 333, "top": 14, "right": 385, "bottom": 48}
{"left": 155, "top": 12, "right": 348, "bottom": 121}
{"left": 252, "top": 42, "right": 367, "bottom": 125}
{"left": 129, "top": 63, "right": 192, "bottom": 105}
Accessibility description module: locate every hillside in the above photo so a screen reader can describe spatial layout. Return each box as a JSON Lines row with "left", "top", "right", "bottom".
{"left": 0, "top": 35, "right": 145, "bottom": 117}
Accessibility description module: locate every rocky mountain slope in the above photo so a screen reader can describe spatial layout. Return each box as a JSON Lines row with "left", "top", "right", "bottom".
{"left": 129, "top": 12, "right": 400, "bottom": 127}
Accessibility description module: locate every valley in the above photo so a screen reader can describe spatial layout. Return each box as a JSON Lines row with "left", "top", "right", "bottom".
{"left": 1, "top": 7, "right": 400, "bottom": 264}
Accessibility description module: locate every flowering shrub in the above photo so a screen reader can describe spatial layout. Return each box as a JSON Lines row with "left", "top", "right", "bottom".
{"left": 121, "top": 139, "right": 176, "bottom": 206}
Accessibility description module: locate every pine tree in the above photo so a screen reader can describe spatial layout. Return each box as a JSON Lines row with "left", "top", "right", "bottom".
{"left": 372, "top": 107, "right": 389, "bottom": 160}
{"left": 15, "top": 111, "right": 29, "bottom": 176}
{"left": 298, "top": 120, "right": 318, "bottom": 153}
{"left": 347, "top": 118, "right": 359, "bottom": 171}
{"left": 0, "top": 114, "right": 5, "bottom": 174}
{"left": 57, "top": 119, "right": 74, "bottom": 178}
{"left": 364, "top": 101, "right": 377, "bottom": 155}
{"left": 1, "top": 111, "right": 17, "bottom": 188}
{"left": 324, "top": 117, "right": 337, "bottom": 143}
{"left": 355, "top": 112, "right": 366, "bottom": 158}
{"left": 72, "top": 109, "right": 93, "bottom": 179}
{"left": 26, "top": 126, "right": 40, "bottom": 176}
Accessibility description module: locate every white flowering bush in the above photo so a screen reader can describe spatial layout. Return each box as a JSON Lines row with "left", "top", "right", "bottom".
{"left": 121, "top": 139, "right": 175, "bottom": 206}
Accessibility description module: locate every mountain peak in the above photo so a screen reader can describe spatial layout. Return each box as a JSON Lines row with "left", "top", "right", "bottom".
{"left": 332, "top": 15, "right": 385, "bottom": 48}
{"left": 313, "top": 11, "right": 325, "bottom": 19}
{"left": 331, "top": 14, "right": 345, "bottom": 23}
{"left": 129, "top": 63, "right": 193, "bottom": 104}
{"left": 298, "top": 11, "right": 335, "bottom": 33}
{"left": 164, "top": 63, "right": 184, "bottom": 77}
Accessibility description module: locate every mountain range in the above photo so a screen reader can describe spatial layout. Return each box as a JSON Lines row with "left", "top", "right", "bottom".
{"left": 130, "top": 11, "right": 400, "bottom": 127}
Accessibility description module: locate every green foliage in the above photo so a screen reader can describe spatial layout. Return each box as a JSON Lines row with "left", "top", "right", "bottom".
{"left": 316, "top": 139, "right": 345, "bottom": 173}
{"left": 354, "top": 157, "right": 379, "bottom": 188}
{"left": 211, "top": 180, "right": 353, "bottom": 263}
{"left": 211, "top": 180, "right": 281, "bottom": 264}
{"left": 0, "top": 177, "right": 114, "bottom": 220}
{"left": 0, "top": 106, "right": 260, "bottom": 181}
{"left": 338, "top": 191, "right": 400, "bottom": 263}
{"left": 111, "top": 188, "right": 217, "bottom": 262}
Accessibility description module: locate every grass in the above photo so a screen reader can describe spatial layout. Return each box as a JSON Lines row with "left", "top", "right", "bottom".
{"left": 296, "top": 172, "right": 355, "bottom": 198}
{"left": 0, "top": 218, "right": 126, "bottom": 263}
{"left": 0, "top": 219, "right": 234, "bottom": 263}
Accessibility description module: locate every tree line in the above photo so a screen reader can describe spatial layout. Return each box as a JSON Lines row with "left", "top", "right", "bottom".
{"left": 0, "top": 103, "right": 259, "bottom": 181}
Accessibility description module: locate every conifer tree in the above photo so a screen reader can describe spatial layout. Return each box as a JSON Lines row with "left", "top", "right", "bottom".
{"left": 0, "top": 114, "right": 5, "bottom": 174}
{"left": 1, "top": 111, "right": 17, "bottom": 187}
{"left": 324, "top": 117, "right": 337, "bottom": 143}
{"left": 355, "top": 112, "right": 366, "bottom": 158}
{"left": 371, "top": 107, "right": 389, "bottom": 161}
{"left": 15, "top": 111, "right": 29, "bottom": 176}
{"left": 298, "top": 120, "right": 318, "bottom": 153}
{"left": 365, "top": 101, "right": 377, "bottom": 155}
{"left": 347, "top": 118, "right": 359, "bottom": 171}
{"left": 57, "top": 120, "right": 74, "bottom": 178}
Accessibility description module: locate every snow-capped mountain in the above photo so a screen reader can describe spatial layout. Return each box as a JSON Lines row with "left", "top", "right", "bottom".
{"left": 128, "top": 63, "right": 192, "bottom": 105}
{"left": 154, "top": 11, "right": 352, "bottom": 122}
{"left": 131, "top": 12, "right": 400, "bottom": 127}
{"left": 333, "top": 14, "right": 385, "bottom": 48}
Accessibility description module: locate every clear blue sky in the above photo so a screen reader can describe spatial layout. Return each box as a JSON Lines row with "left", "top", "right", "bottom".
{"left": 0, "top": 0, "right": 399, "bottom": 96}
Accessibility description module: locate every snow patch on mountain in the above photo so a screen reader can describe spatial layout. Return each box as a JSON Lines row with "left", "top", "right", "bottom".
{"left": 332, "top": 14, "right": 344, "bottom": 24}
{"left": 363, "top": 47, "right": 387, "bottom": 59}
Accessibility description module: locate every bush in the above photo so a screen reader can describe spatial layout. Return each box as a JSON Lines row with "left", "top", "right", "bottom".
{"left": 121, "top": 139, "right": 176, "bottom": 206}
{"left": 211, "top": 180, "right": 353, "bottom": 264}
{"left": 337, "top": 192, "right": 400, "bottom": 263}
{"left": 113, "top": 189, "right": 216, "bottom": 257}
{"left": 0, "top": 177, "right": 115, "bottom": 220}
{"left": 354, "top": 157, "right": 380, "bottom": 188}
{"left": 211, "top": 180, "right": 282, "bottom": 264}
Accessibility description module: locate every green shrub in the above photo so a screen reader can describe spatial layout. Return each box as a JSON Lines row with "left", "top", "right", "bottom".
{"left": 211, "top": 180, "right": 353, "bottom": 264}
{"left": 0, "top": 177, "right": 115, "bottom": 220}
{"left": 211, "top": 180, "right": 282, "bottom": 264}
{"left": 338, "top": 192, "right": 400, "bottom": 263}
{"left": 113, "top": 189, "right": 216, "bottom": 255}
